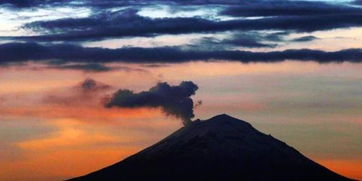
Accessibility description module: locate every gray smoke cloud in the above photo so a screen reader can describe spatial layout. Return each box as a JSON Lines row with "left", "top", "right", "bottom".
{"left": 42, "top": 78, "right": 112, "bottom": 105}
{"left": 105, "top": 81, "right": 199, "bottom": 126}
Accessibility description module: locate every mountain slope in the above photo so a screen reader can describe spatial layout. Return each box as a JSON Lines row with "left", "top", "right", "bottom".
{"left": 68, "top": 114, "right": 355, "bottom": 181}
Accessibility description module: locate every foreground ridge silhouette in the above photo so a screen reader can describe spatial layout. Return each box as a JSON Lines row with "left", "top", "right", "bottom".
{"left": 68, "top": 114, "right": 356, "bottom": 181}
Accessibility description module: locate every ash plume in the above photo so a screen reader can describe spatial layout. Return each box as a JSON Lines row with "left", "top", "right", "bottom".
{"left": 105, "top": 81, "right": 199, "bottom": 126}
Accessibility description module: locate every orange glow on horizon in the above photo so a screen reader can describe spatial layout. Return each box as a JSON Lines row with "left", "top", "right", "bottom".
{"left": 318, "top": 159, "right": 362, "bottom": 180}
{"left": 0, "top": 61, "right": 361, "bottom": 181}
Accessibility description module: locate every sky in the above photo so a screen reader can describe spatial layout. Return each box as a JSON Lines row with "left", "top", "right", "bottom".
{"left": 0, "top": 0, "right": 361, "bottom": 180}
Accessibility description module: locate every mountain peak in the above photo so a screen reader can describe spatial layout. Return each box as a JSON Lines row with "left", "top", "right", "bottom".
{"left": 182, "top": 114, "right": 258, "bottom": 139}
{"left": 210, "top": 113, "right": 234, "bottom": 119}
{"left": 69, "top": 114, "right": 355, "bottom": 181}
{"left": 205, "top": 113, "right": 253, "bottom": 127}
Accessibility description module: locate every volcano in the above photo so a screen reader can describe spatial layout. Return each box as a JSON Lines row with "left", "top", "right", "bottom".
{"left": 68, "top": 114, "right": 355, "bottom": 181}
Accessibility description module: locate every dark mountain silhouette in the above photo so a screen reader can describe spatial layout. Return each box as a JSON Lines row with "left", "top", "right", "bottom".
{"left": 68, "top": 114, "right": 356, "bottom": 181}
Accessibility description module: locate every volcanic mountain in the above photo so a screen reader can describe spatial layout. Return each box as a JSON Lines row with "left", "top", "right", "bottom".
{"left": 68, "top": 114, "right": 355, "bottom": 181}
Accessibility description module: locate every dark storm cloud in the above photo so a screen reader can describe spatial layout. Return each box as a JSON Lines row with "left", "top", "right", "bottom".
{"left": 5, "top": 1, "right": 360, "bottom": 42}
{"left": 0, "top": 0, "right": 273, "bottom": 8}
{"left": 5, "top": 0, "right": 351, "bottom": 8}
{"left": 0, "top": 42, "right": 361, "bottom": 65}
{"left": 0, "top": 43, "right": 362, "bottom": 65}
{"left": 0, "top": 0, "right": 239, "bottom": 11}
{"left": 291, "top": 36, "right": 317, "bottom": 42}
{"left": 0, "top": 0, "right": 40, "bottom": 8}
{"left": 264, "top": 32, "right": 290, "bottom": 42}
{"left": 106, "top": 81, "right": 199, "bottom": 126}
{"left": 195, "top": 33, "right": 276, "bottom": 49}
{"left": 220, "top": 1, "right": 362, "bottom": 17}
{"left": 222, "top": 36, "right": 275, "bottom": 48}
{"left": 14, "top": 14, "right": 362, "bottom": 42}
{"left": 354, "top": 0, "right": 362, "bottom": 5}
{"left": 0, "top": 0, "right": 68, "bottom": 8}
{"left": 0, "top": 0, "right": 134, "bottom": 9}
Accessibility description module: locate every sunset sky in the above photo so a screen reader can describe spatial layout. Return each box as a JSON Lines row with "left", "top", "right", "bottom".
{"left": 0, "top": 0, "right": 361, "bottom": 180}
